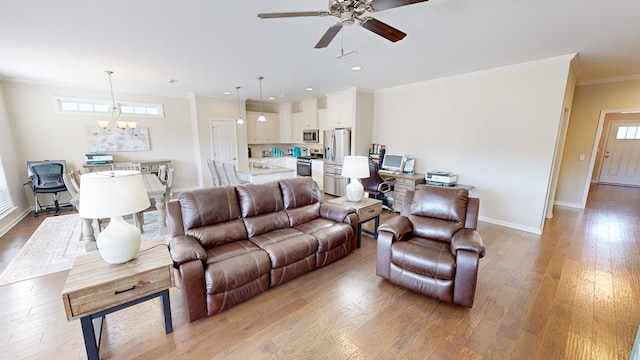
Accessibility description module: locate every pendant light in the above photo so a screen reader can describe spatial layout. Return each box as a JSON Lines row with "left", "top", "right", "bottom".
{"left": 235, "top": 86, "right": 244, "bottom": 125}
{"left": 257, "top": 76, "right": 267, "bottom": 122}
{"left": 98, "top": 70, "right": 137, "bottom": 131}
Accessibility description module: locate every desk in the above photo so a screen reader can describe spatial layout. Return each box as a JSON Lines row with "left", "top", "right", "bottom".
{"left": 379, "top": 172, "right": 426, "bottom": 212}
{"left": 61, "top": 240, "right": 174, "bottom": 360}
{"left": 328, "top": 196, "right": 382, "bottom": 248}
{"left": 81, "top": 173, "right": 166, "bottom": 251}
{"left": 83, "top": 159, "right": 171, "bottom": 176}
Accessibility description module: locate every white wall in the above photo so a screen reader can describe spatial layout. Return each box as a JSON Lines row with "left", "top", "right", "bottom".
{"left": 0, "top": 81, "right": 198, "bottom": 231}
{"left": 373, "top": 55, "right": 574, "bottom": 233}
{"left": 556, "top": 78, "right": 640, "bottom": 207}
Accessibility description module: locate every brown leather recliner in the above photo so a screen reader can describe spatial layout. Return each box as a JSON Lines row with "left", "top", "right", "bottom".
{"left": 376, "top": 185, "right": 485, "bottom": 307}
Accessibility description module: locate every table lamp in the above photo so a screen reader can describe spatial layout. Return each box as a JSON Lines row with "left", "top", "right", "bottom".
{"left": 79, "top": 170, "right": 151, "bottom": 264}
{"left": 341, "top": 156, "right": 370, "bottom": 202}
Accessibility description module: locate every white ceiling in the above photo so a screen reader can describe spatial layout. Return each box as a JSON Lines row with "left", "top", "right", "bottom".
{"left": 1, "top": 0, "right": 640, "bottom": 103}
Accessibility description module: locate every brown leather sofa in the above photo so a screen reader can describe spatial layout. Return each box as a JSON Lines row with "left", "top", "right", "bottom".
{"left": 376, "top": 185, "right": 485, "bottom": 308}
{"left": 167, "top": 177, "right": 358, "bottom": 322}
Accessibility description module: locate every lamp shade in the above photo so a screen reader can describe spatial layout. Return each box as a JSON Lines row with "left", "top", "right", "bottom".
{"left": 341, "top": 156, "right": 370, "bottom": 179}
{"left": 79, "top": 170, "right": 150, "bottom": 219}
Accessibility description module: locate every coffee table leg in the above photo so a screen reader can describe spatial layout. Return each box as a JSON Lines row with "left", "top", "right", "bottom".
{"left": 374, "top": 215, "right": 380, "bottom": 239}
{"left": 160, "top": 289, "right": 173, "bottom": 334}
{"left": 80, "top": 316, "right": 99, "bottom": 360}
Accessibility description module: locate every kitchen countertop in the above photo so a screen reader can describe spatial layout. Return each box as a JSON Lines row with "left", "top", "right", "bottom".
{"left": 242, "top": 165, "right": 296, "bottom": 176}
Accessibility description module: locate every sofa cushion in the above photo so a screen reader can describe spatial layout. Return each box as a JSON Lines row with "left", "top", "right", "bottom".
{"left": 279, "top": 177, "right": 322, "bottom": 209}
{"left": 204, "top": 240, "right": 271, "bottom": 294}
{"left": 237, "top": 182, "right": 284, "bottom": 217}
{"left": 178, "top": 187, "right": 248, "bottom": 247}
{"left": 391, "top": 237, "right": 455, "bottom": 281}
{"left": 237, "top": 182, "right": 290, "bottom": 237}
{"left": 249, "top": 229, "right": 318, "bottom": 268}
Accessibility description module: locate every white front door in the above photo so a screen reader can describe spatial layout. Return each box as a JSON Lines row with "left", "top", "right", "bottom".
{"left": 598, "top": 120, "right": 640, "bottom": 186}
{"left": 211, "top": 120, "right": 238, "bottom": 164}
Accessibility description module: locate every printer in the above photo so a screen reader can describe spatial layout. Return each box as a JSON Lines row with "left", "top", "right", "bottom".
{"left": 425, "top": 171, "right": 458, "bottom": 187}
{"left": 85, "top": 153, "right": 113, "bottom": 165}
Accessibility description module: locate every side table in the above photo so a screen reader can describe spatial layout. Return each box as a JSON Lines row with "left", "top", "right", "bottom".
{"left": 329, "top": 196, "right": 383, "bottom": 248}
{"left": 61, "top": 239, "right": 175, "bottom": 360}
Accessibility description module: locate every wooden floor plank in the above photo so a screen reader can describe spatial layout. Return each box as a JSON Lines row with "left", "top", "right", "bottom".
{"left": 1, "top": 184, "right": 640, "bottom": 359}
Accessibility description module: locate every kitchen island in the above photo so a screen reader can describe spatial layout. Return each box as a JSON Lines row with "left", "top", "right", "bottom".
{"left": 237, "top": 163, "right": 296, "bottom": 184}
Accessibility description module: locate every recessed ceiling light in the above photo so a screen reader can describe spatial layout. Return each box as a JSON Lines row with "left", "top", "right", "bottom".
{"left": 223, "top": 91, "right": 231, "bottom": 95}
{"left": 306, "top": 87, "right": 313, "bottom": 91}
{"left": 269, "top": 96, "right": 276, "bottom": 100}
{"left": 352, "top": 65, "right": 363, "bottom": 71}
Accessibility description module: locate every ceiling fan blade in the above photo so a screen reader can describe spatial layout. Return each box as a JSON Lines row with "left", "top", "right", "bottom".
{"left": 370, "top": 0, "right": 428, "bottom": 12}
{"left": 360, "top": 18, "right": 407, "bottom": 42}
{"left": 258, "top": 11, "right": 330, "bottom": 19}
{"left": 314, "top": 24, "right": 342, "bottom": 49}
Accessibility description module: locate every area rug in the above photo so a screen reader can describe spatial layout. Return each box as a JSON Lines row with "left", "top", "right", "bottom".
{"left": 0, "top": 211, "right": 170, "bottom": 286}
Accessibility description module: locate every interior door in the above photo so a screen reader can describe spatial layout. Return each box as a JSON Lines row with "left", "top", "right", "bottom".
{"left": 211, "top": 120, "right": 238, "bottom": 165}
{"left": 598, "top": 120, "right": 640, "bottom": 186}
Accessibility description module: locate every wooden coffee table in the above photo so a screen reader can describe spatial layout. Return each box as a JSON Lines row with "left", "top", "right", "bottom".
{"left": 328, "top": 196, "right": 383, "bottom": 248}
{"left": 61, "top": 239, "right": 174, "bottom": 360}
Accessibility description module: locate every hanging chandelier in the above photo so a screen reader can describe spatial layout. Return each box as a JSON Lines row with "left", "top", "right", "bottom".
{"left": 97, "top": 70, "right": 137, "bottom": 132}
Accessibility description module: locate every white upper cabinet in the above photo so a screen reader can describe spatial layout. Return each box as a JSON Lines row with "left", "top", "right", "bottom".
{"left": 279, "top": 103, "right": 292, "bottom": 143}
{"left": 300, "top": 98, "right": 318, "bottom": 129}
{"left": 326, "top": 90, "right": 354, "bottom": 128}
{"left": 247, "top": 111, "right": 279, "bottom": 144}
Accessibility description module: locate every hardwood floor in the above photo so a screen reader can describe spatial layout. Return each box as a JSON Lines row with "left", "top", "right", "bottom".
{"left": 1, "top": 184, "right": 639, "bottom": 359}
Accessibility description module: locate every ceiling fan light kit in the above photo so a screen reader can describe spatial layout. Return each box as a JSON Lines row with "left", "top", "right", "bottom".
{"left": 257, "top": 0, "right": 427, "bottom": 48}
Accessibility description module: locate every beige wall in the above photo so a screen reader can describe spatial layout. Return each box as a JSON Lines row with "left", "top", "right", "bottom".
{"left": 556, "top": 78, "right": 640, "bottom": 206}
{"left": 373, "top": 55, "right": 574, "bottom": 233}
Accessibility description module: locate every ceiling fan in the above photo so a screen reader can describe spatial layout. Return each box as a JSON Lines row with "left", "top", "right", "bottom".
{"left": 257, "top": 0, "right": 428, "bottom": 49}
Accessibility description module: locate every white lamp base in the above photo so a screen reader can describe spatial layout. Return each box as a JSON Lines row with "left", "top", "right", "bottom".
{"left": 346, "top": 179, "right": 364, "bottom": 202}
{"left": 96, "top": 216, "right": 141, "bottom": 264}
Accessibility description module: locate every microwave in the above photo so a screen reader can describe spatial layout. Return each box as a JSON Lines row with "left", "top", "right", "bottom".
{"left": 303, "top": 129, "right": 319, "bottom": 143}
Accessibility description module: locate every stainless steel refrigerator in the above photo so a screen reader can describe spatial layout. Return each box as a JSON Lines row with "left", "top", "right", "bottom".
{"left": 323, "top": 129, "right": 351, "bottom": 196}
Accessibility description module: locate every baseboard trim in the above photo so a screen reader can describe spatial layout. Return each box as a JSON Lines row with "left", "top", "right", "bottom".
{"left": 554, "top": 201, "right": 583, "bottom": 209}
{"left": 478, "top": 216, "right": 542, "bottom": 235}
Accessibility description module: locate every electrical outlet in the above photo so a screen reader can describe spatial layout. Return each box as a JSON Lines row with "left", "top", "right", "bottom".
{"left": 579, "top": 154, "right": 585, "bottom": 161}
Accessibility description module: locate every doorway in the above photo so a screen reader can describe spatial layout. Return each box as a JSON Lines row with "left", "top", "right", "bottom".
{"left": 210, "top": 119, "right": 238, "bottom": 164}
{"left": 597, "top": 120, "right": 640, "bottom": 186}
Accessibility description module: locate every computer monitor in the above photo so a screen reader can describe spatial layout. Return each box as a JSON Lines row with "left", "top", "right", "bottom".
{"left": 381, "top": 154, "right": 406, "bottom": 172}
{"left": 27, "top": 160, "right": 67, "bottom": 178}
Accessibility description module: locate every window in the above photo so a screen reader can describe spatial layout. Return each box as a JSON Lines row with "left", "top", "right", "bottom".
{"left": 616, "top": 126, "right": 640, "bottom": 140}
{"left": 54, "top": 97, "right": 164, "bottom": 118}
{"left": 0, "top": 156, "right": 12, "bottom": 216}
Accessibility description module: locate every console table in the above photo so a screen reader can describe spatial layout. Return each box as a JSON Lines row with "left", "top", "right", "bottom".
{"left": 83, "top": 159, "right": 171, "bottom": 175}
{"left": 61, "top": 240, "right": 174, "bottom": 360}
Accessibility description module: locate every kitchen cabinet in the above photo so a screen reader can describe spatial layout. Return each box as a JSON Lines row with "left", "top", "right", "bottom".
{"left": 247, "top": 111, "right": 279, "bottom": 144}
{"left": 291, "top": 98, "right": 319, "bottom": 143}
{"left": 326, "top": 91, "right": 353, "bottom": 128}
{"left": 279, "top": 103, "right": 292, "bottom": 143}
{"left": 326, "top": 88, "right": 374, "bottom": 157}
{"left": 312, "top": 159, "right": 324, "bottom": 190}
{"left": 291, "top": 112, "right": 304, "bottom": 143}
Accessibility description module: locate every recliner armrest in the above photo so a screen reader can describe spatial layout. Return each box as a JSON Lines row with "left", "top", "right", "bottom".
{"left": 378, "top": 216, "right": 413, "bottom": 241}
{"left": 169, "top": 235, "right": 208, "bottom": 267}
{"left": 320, "top": 202, "right": 356, "bottom": 222}
{"left": 451, "top": 228, "right": 485, "bottom": 258}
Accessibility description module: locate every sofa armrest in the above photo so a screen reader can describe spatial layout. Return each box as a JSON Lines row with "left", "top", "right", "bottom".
{"left": 451, "top": 228, "right": 485, "bottom": 258}
{"left": 378, "top": 216, "right": 413, "bottom": 242}
{"left": 169, "top": 235, "right": 208, "bottom": 267}
{"left": 319, "top": 202, "right": 356, "bottom": 222}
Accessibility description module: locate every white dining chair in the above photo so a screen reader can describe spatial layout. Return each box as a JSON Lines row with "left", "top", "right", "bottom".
{"left": 213, "top": 160, "right": 230, "bottom": 186}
